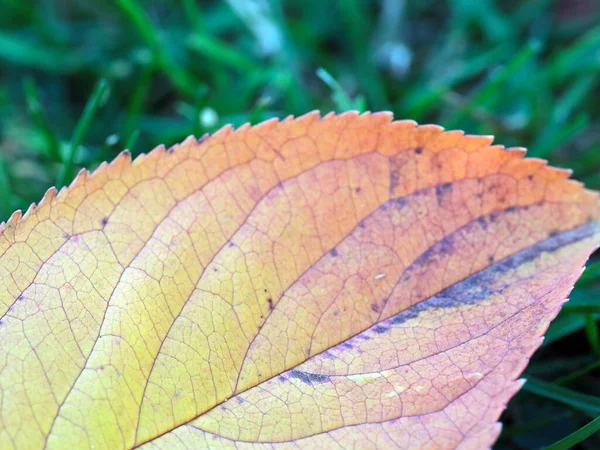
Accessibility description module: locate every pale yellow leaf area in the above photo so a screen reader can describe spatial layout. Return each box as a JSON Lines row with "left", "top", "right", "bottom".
{"left": 0, "top": 112, "right": 598, "bottom": 449}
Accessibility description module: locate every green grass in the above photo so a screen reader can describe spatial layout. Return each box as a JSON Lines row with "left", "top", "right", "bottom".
{"left": 1, "top": 1, "right": 600, "bottom": 448}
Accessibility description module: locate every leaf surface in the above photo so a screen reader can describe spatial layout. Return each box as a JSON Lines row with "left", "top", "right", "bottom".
{"left": 0, "top": 112, "right": 599, "bottom": 449}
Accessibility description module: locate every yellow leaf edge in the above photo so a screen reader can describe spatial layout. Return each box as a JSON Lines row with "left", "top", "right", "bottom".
{"left": 2, "top": 110, "right": 598, "bottom": 241}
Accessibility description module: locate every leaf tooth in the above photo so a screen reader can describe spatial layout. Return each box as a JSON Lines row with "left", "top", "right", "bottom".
{"left": 546, "top": 166, "right": 573, "bottom": 179}
{"left": 495, "top": 380, "right": 529, "bottom": 427}
{"left": 236, "top": 122, "right": 253, "bottom": 133}
{"left": 106, "top": 150, "right": 132, "bottom": 173}
{"left": 529, "top": 336, "right": 546, "bottom": 357}
{"left": 523, "top": 156, "right": 548, "bottom": 166}
{"left": 457, "top": 133, "right": 496, "bottom": 152}
{"left": 426, "top": 128, "right": 464, "bottom": 153}
{"left": 411, "top": 124, "right": 446, "bottom": 151}
{"left": 442, "top": 129, "right": 465, "bottom": 140}
{"left": 38, "top": 187, "right": 57, "bottom": 207}
{"left": 134, "top": 152, "right": 157, "bottom": 171}
{"left": 133, "top": 153, "right": 148, "bottom": 167}
{"left": 2, "top": 210, "right": 22, "bottom": 231}
{"left": 505, "top": 146, "right": 527, "bottom": 157}
{"left": 92, "top": 160, "right": 110, "bottom": 177}
{"left": 184, "top": 133, "right": 212, "bottom": 148}
{"left": 118, "top": 149, "right": 133, "bottom": 163}
{"left": 253, "top": 117, "right": 280, "bottom": 133}
{"left": 213, "top": 123, "right": 234, "bottom": 139}
{"left": 181, "top": 135, "right": 198, "bottom": 146}
{"left": 372, "top": 110, "right": 394, "bottom": 122}
{"left": 21, "top": 202, "right": 38, "bottom": 222}
{"left": 296, "top": 110, "right": 322, "bottom": 127}
{"left": 84, "top": 150, "right": 128, "bottom": 183}
{"left": 492, "top": 422, "right": 504, "bottom": 443}
{"left": 514, "top": 378, "right": 528, "bottom": 391}
{"left": 394, "top": 118, "right": 419, "bottom": 127}
{"left": 363, "top": 111, "right": 395, "bottom": 129}
{"left": 338, "top": 110, "right": 360, "bottom": 121}
{"left": 504, "top": 379, "right": 528, "bottom": 408}
{"left": 165, "top": 143, "right": 180, "bottom": 155}
{"left": 384, "top": 119, "right": 419, "bottom": 148}
{"left": 298, "top": 110, "right": 321, "bottom": 122}
{"left": 421, "top": 123, "right": 446, "bottom": 133}
{"left": 73, "top": 168, "right": 90, "bottom": 184}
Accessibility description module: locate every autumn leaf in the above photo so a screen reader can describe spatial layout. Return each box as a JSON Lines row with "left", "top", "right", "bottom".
{"left": 0, "top": 112, "right": 599, "bottom": 449}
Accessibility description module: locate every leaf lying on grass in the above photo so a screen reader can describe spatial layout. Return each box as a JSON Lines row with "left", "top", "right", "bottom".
{"left": 0, "top": 112, "right": 599, "bottom": 449}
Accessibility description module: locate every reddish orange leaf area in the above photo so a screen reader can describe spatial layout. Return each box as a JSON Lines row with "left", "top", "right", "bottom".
{"left": 0, "top": 112, "right": 599, "bottom": 450}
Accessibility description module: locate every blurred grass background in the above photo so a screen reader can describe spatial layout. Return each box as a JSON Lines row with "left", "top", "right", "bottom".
{"left": 1, "top": 0, "right": 600, "bottom": 448}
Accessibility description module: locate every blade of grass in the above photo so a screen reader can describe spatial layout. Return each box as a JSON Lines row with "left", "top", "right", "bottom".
{"left": 529, "top": 113, "right": 589, "bottom": 158}
{"left": 180, "top": 0, "right": 204, "bottom": 29}
{"left": 555, "top": 360, "right": 600, "bottom": 386}
{"left": 544, "top": 313, "right": 588, "bottom": 345}
{"left": 523, "top": 377, "right": 600, "bottom": 414}
{"left": 115, "top": 0, "right": 200, "bottom": 97}
{"left": 545, "top": 415, "right": 600, "bottom": 450}
{"left": 501, "top": 411, "right": 574, "bottom": 439}
{"left": 402, "top": 44, "right": 510, "bottom": 119}
{"left": 546, "top": 25, "right": 600, "bottom": 82}
{"left": 581, "top": 172, "right": 600, "bottom": 190}
{"left": 0, "top": 31, "right": 85, "bottom": 73}
{"left": 584, "top": 314, "right": 600, "bottom": 358}
{"left": 187, "top": 33, "right": 262, "bottom": 72}
{"left": 553, "top": 75, "right": 596, "bottom": 124}
{"left": 529, "top": 74, "right": 596, "bottom": 158}
{"left": 570, "top": 144, "right": 600, "bottom": 180}
{"left": 266, "top": 0, "right": 311, "bottom": 113}
{"left": 562, "top": 296, "right": 600, "bottom": 314}
{"left": 514, "top": 0, "right": 554, "bottom": 25}
{"left": 527, "top": 355, "right": 594, "bottom": 378}
{"left": 57, "top": 79, "right": 108, "bottom": 189}
{"left": 445, "top": 40, "right": 541, "bottom": 129}
{"left": 125, "top": 129, "right": 140, "bottom": 153}
{"left": 337, "top": 0, "right": 387, "bottom": 108}
{"left": 22, "top": 77, "right": 62, "bottom": 162}
{"left": 121, "top": 62, "right": 154, "bottom": 143}
{"left": 578, "top": 260, "right": 600, "bottom": 285}
{"left": 316, "top": 68, "right": 365, "bottom": 112}
{"left": 114, "top": 0, "right": 159, "bottom": 51}
{"left": 453, "top": 0, "right": 513, "bottom": 41}
{"left": 0, "top": 155, "right": 12, "bottom": 220}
